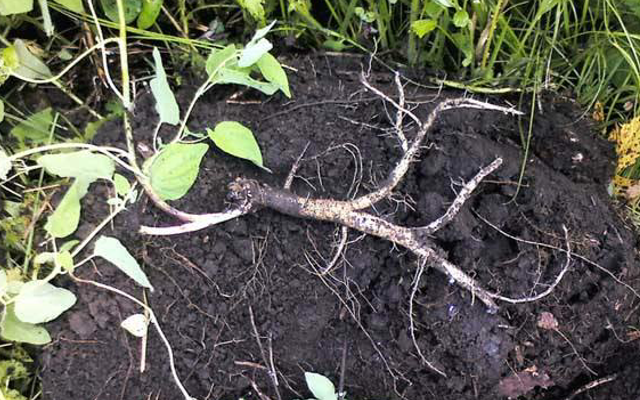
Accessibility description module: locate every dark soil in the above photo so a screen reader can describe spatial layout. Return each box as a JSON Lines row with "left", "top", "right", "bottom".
{"left": 41, "top": 55, "right": 640, "bottom": 400}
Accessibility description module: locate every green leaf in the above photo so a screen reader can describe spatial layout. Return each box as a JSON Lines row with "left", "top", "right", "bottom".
{"left": 14, "top": 280, "right": 77, "bottom": 324}
{"left": 355, "top": 6, "right": 376, "bottom": 23}
{"left": 247, "top": 20, "right": 276, "bottom": 46}
{"left": 206, "top": 44, "right": 237, "bottom": 81}
{"left": 37, "top": 150, "right": 115, "bottom": 181}
{"left": 136, "top": 0, "right": 162, "bottom": 29}
{"left": 12, "top": 39, "right": 52, "bottom": 80}
{"left": 9, "top": 107, "right": 53, "bottom": 145}
{"left": 113, "top": 173, "right": 131, "bottom": 196}
{"left": 0, "top": 47, "right": 17, "bottom": 85}
{"left": 100, "top": 0, "right": 142, "bottom": 24}
{"left": 0, "top": 147, "right": 10, "bottom": 180}
{"left": 53, "top": 0, "right": 84, "bottom": 13}
{"left": 453, "top": 10, "right": 469, "bottom": 28}
{"left": 0, "top": 0, "right": 33, "bottom": 15}
{"left": 452, "top": 32, "right": 473, "bottom": 67}
{"left": 150, "top": 47, "right": 180, "bottom": 125}
{"left": 55, "top": 251, "right": 75, "bottom": 273}
{"left": 322, "top": 39, "right": 348, "bottom": 52}
{"left": 208, "top": 121, "right": 265, "bottom": 168}
{"left": 238, "top": 38, "right": 273, "bottom": 68}
{"left": 256, "top": 53, "right": 290, "bottom": 98}
{"left": 237, "top": 0, "right": 265, "bottom": 23}
{"left": 57, "top": 48, "right": 74, "bottom": 61}
{"left": 0, "top": 305, "right": 51, "bottom": 345}
{"left": 304, "top": 372, "right": 337, "bottom": 400}
{"left": 411, "top": 20, "right": 437, "bottom": 38}
{"left": 433, "top": 0, "right": 454, "bottom": 8}
{"left": 44, "top": 178, "right": 89, "bottom": 238}
{"left": 148, "top": 142, "right": 208, "bottom": 201}
{"left": 0, "top": 99, "right": 4, "bottom": 123}
{"left": 217, "top": 67, "right": 279, "bottom": 95}
{"left": 93, "top": 236, "right": 153, "bottom": 290}
{"left": 58, "top": 240, "right": 79, "bottom": 253}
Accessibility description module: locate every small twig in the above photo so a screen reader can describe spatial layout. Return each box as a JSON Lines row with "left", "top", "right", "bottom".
{"left": 562, "top": 374, "right": 617, "bottom": 400}
{"left": 393, "top": 72, "right": 409, "bottom": 152}
{"left": 553, "top": 327, "right": 597, "bottom": 376}
{"left": 409, "top": 259, "right": 447, "bottom": 377}
{"left": 360, "top": 72, "right": 423, "bottom": 128}
{"left": 248, "top": 379, "right": 273, "bottom": 400}
{"left": 284, "top": 142, "right": 310, "bottom": 190}
{"left": 337, "top": 337, "right": 348, "bottom": 400}
{"left": 249, "top": 306, "right": 282, "bottom": 400}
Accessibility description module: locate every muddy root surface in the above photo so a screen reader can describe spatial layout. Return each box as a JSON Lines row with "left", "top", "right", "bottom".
{"left": 42, "top": 55, "right": 640, "bottom": 400}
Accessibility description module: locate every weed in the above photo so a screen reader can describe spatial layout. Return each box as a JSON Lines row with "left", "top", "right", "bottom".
{"left": 0, "top": 12, "right": 290, "bottom": 397}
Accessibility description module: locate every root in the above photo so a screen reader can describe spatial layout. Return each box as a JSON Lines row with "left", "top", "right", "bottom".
{"left": 409, "top": 259, "right": 447, "bottom": 377}
{"left": 139, "top": 75, "right": 527, "bottom": 312}
{"left": 477, "top": 213, "right": 640, "bottom": 302}
{"left": 485, "top": 225, "right": 574, "bottom": 304}
{"left": 249, "top": 306, "right": 282, "bottom": 400}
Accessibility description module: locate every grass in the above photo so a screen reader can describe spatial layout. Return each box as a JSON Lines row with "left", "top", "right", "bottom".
{"left": 1, "top": 0, "right": 640, "bottom": 399}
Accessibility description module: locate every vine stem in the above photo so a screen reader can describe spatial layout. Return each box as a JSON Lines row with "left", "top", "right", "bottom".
{"left": 115, "top": 0, "right": 137, "bottom": 169}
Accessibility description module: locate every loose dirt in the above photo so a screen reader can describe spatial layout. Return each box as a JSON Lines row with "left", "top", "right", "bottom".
{"left": 41, "top": 55, "right": 640, "bottom": 400}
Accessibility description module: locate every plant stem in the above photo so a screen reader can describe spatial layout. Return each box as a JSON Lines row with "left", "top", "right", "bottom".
{"left": 407, "top": 0, "right": 420, "bottom": 65}
{"left": 115, "top": 0, "right": 137, "bottom": 169}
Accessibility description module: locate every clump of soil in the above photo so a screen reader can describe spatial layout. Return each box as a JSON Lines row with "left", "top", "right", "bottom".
{"left": 41, "top": 55, "right": 640, "bottom": 400}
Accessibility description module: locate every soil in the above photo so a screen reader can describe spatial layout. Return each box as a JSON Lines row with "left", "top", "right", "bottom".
{"left": 40, "top": 54, "right": 640, "bottom": 400}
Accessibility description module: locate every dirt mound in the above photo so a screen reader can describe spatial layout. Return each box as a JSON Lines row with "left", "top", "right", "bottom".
{"left": 41, "top": 55, "right": 640, "bottom": 400}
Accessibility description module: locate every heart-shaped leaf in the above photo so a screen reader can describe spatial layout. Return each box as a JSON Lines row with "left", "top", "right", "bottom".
{"left": 14, "top": 280, "right": 77, "bottom": 324}
{"left": 208, "top": 121, "right": 265, "bottom": 169}
{"left": 148, "top": 142, "right": 208, "bottom": 201}
{"left": 1, "top": 305, "right": 51, "bottom": 344}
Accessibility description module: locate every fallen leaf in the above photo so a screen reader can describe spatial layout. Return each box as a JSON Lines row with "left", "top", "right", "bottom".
{"left": 497, "top": 366, "right": 553, "bottom": 398}
{"left": 537, "top": 311, "right": 559, "bottom": 330}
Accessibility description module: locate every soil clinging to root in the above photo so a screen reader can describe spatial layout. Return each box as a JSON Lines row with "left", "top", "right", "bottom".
{"left": 42, "top": 55, "right": 640, "bottom": 400}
